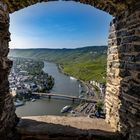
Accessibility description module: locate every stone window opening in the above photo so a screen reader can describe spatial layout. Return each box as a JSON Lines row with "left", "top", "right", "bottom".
{"left": 0, "top": 0, "right": 139, "bottom": 140}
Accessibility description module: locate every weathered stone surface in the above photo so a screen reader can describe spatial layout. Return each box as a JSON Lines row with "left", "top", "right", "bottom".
{"left": 105, "top": 2, "right": 140, "bottom": 140}
{"left": 16, "top": 116, "right": 123, "bottom": 140}
{"left": 0, "top": 0, "right": 138, "bottom": 16}
{"left": 0, "top": 1, "right": 18, "bottom": 140}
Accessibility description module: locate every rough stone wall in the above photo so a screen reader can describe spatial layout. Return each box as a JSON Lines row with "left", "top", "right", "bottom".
{"left": 0, "top": 1, "right": 17, "bottom": 140}
{"left": 2, "top": 0, "right": 138, "bottom": 16}
{"left": 105, "top": 2, "right": 140, "bottom": 140}
{"left": 17, "top": 116, "right": 122, "bottom": 140}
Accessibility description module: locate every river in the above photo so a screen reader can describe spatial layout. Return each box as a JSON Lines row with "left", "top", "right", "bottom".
{"left": 16, "top": 61, "right": 84, "bottom": 117}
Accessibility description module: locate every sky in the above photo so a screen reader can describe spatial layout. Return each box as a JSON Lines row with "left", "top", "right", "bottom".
{"left": 9, "top": 1, "right": 112, "bottom": 49}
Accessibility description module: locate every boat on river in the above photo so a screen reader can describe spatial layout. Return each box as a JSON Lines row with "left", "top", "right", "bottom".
{"left": 14, "top": 100, "right": 24, "bottom": 107}
{"left": 61, "top": 105, "right": 72, "bottom": 113}
{"left": 31, "top": 98, "right": 36, "bottom": 102}
{"left": 70, "top": 76, "right": 77, "bottom": 80}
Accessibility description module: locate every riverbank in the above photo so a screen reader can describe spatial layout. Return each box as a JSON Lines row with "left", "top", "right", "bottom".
{"left": 58, "top": 64, "right": 88, "bottom": 93}
{"left": 56, "top": 63, "right": 105, "bottom": 118}
{"left": 67, "top": 93, "right": 104, "bottom": 118}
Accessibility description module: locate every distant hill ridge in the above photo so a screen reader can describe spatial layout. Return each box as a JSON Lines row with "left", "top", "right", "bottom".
{"left": 9, "top": 46, "right": 107, "bottom": 60}
{"left": 9, "top": 46, "right": 107, "bottom": 82}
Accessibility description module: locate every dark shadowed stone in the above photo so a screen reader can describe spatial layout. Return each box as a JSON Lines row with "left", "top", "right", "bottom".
{"left": 119, "top": 54, "right": 137, "bottom": 62}
{"left": 134, "top": 45, "right": 140, "bottom": 52}
{"left": 127, "top": 85, "right": 140, "bottom": 97}
{"left": 119, "top": 70, "right": 131, "bottom": 78}
{"left": 135, "top": 64, "right": 140, "bottom": 71}
{"left": 135, "top": 54, "right": 140, "bottom": 61}
{"left": 117, "top": 30, "right": 128, "bottom": 37}
{"left": 116, "top": 38, "right": 122, "bottom": 45}
{"left": 138, "top": 73, "right": 140, "bottom": 80}
{"left": 128, "top": 23, "right": 140, "bottom": 30}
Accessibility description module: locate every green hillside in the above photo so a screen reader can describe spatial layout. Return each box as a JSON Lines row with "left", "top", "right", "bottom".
{"left": 9, "top": 46, "right": 107, "bottom": 83}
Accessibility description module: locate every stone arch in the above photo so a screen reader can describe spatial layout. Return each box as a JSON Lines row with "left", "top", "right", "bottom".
{"left": 0, "top": 0, "right": 139, "bottom": 140}
{"left": 2, "top": 0, "right": 138, "bottom": 16}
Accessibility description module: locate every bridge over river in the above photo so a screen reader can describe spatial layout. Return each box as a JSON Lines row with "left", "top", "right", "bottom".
{"left": 32, "top": 92, "right": 100, "bottom": 103}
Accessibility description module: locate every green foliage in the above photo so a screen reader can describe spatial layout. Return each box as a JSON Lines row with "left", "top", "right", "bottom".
{"left": 95, "top": 101, "right": 103, "bottom": 110}
{"left": 62, "top": 55, "right": 107, "bottom": 83}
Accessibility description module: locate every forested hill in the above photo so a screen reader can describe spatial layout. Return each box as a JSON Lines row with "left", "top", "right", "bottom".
{"left": 9, "top": 46, "right": 107, "bottom": 83}
{"left": 9, "top": 46, "right": 107, "bottom": 62}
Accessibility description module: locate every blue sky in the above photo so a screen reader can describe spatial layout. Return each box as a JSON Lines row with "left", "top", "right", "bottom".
{"left": 9, "top": 1, "right": 112, "bottom": 49}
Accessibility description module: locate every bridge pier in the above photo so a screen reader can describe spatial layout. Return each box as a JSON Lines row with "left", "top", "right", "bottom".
{"left": 48, "top": 95, "right": 51, "bottom": 100}
{"left": 72, "top": 98, "right": 75, "bottom": 103}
